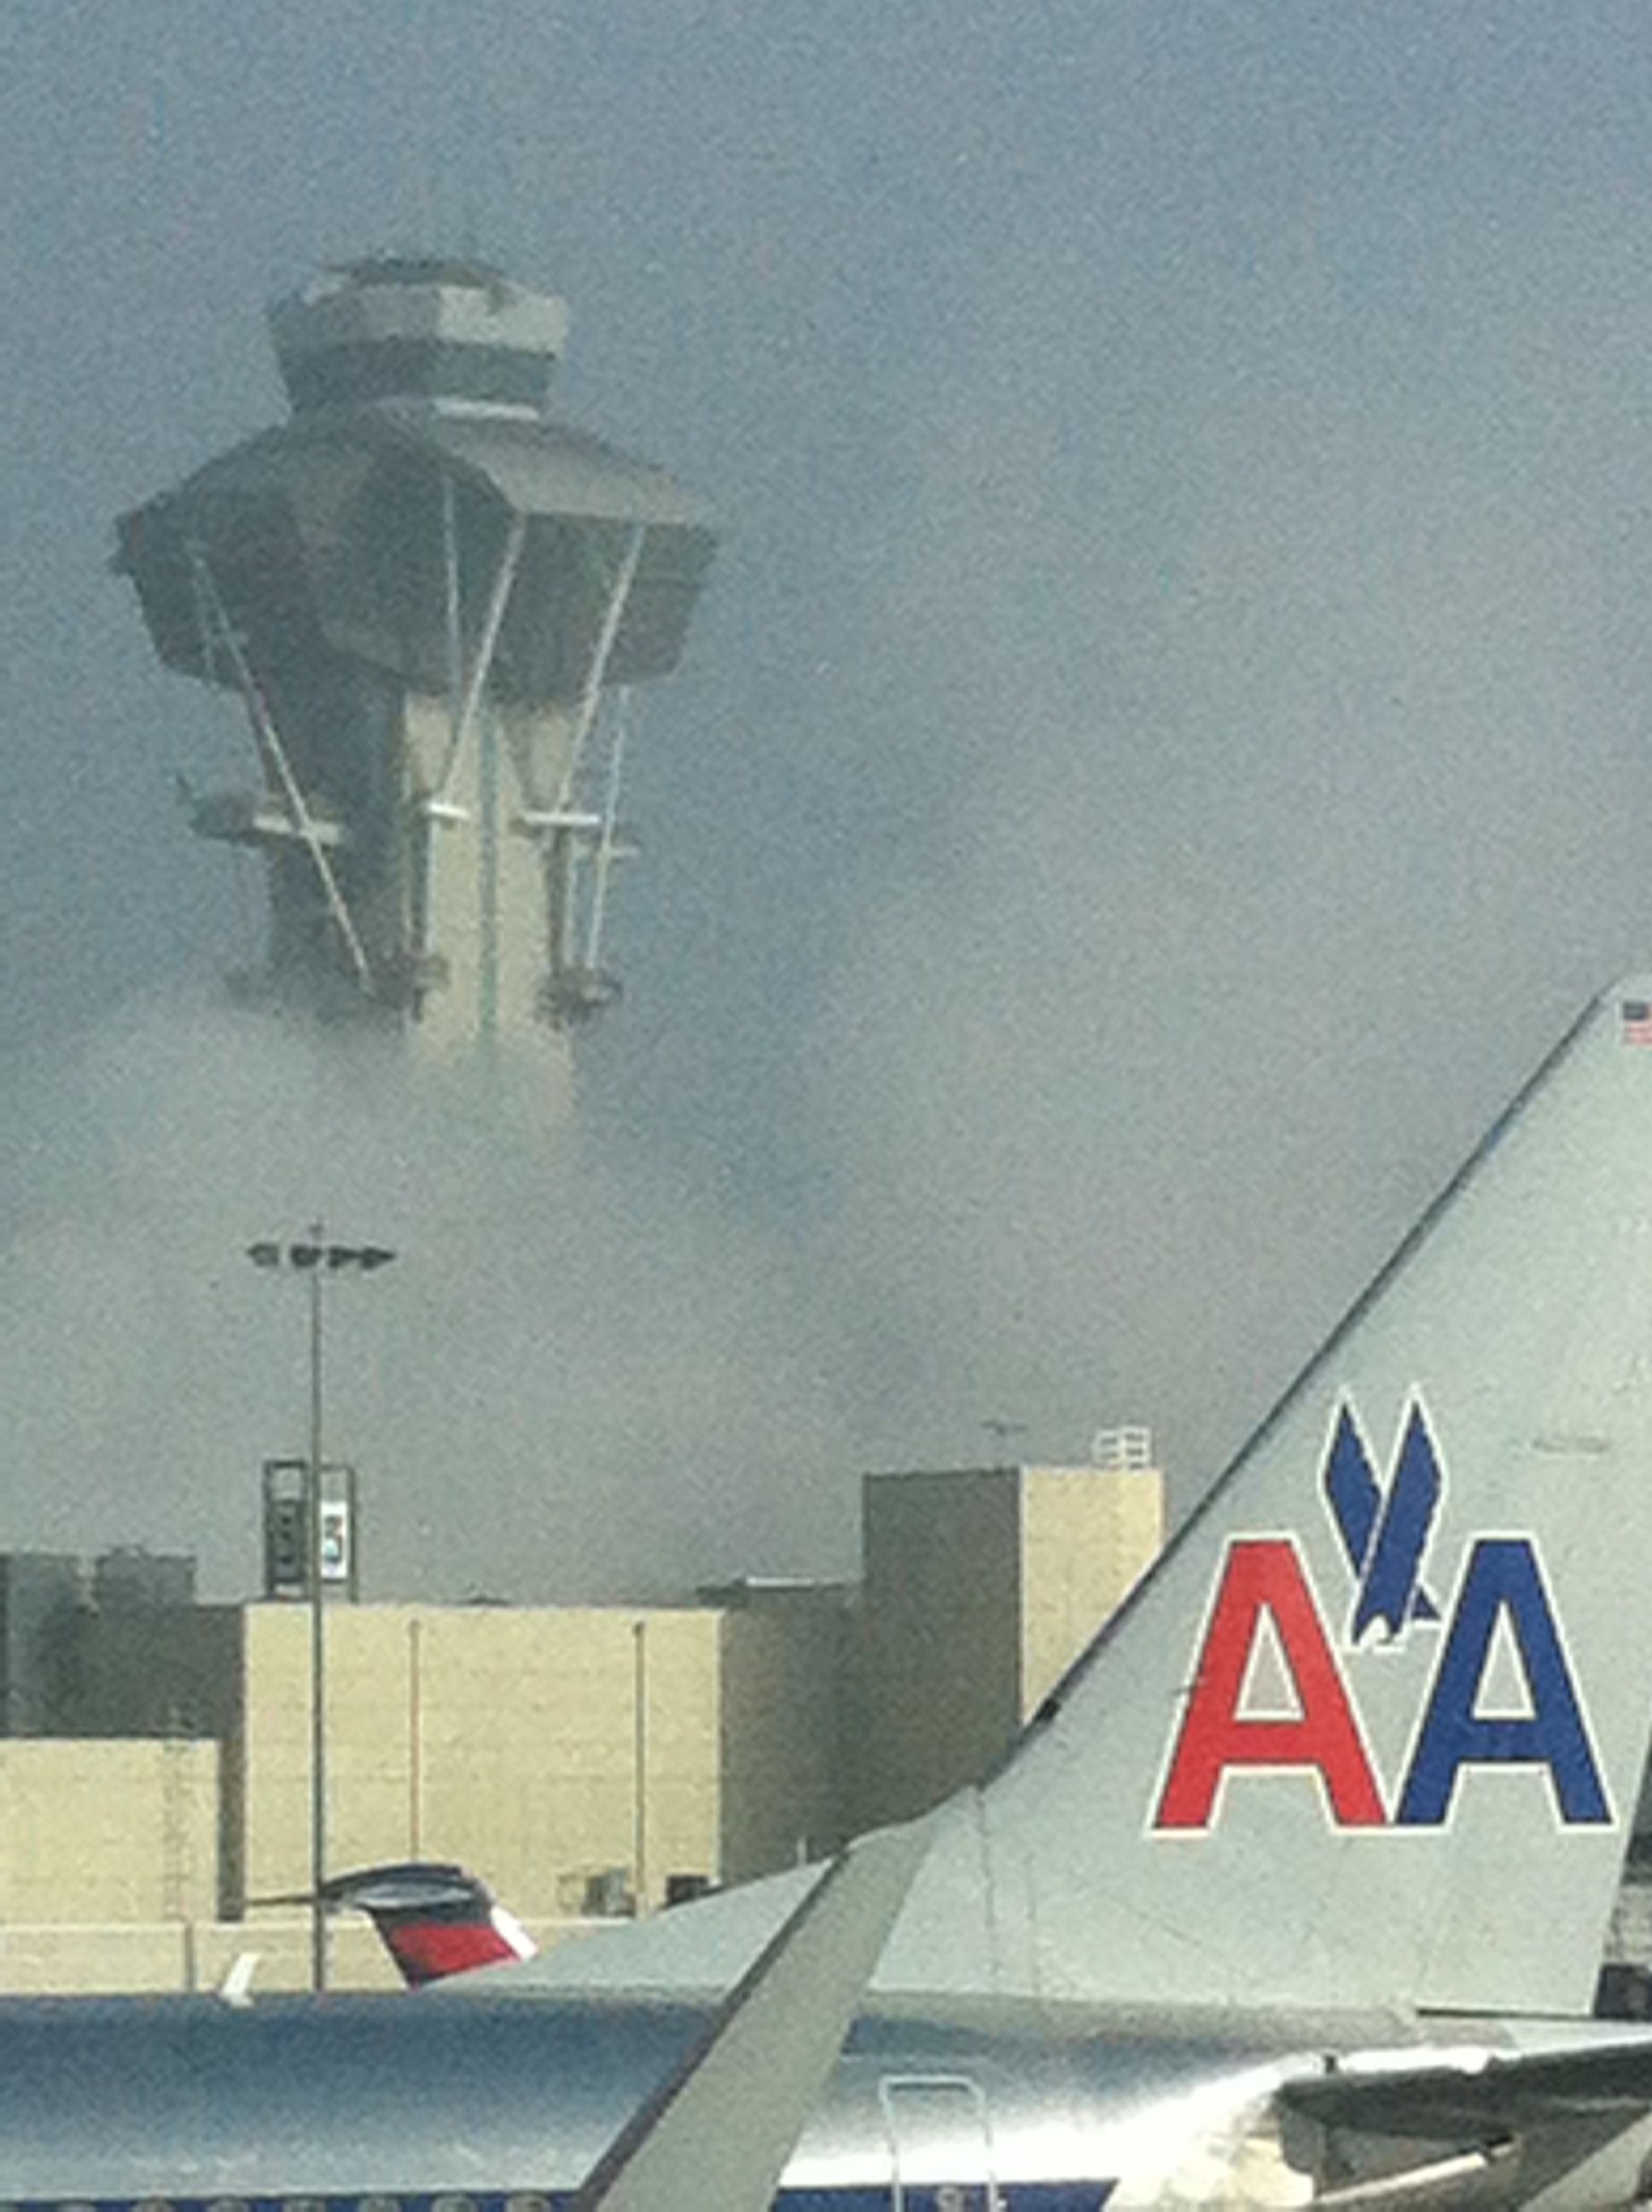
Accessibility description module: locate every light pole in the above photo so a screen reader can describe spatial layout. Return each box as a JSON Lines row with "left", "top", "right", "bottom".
{"left": 248, "top": 1225, "right": 395, "bottom": 1991}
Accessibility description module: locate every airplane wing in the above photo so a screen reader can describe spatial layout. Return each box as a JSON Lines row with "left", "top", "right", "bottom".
{"left": 1279, "top": 2031, "right": 1652, "bottom": 2138}
{"left": 572, "top": 1814, "right": 935, "bottom": 2212}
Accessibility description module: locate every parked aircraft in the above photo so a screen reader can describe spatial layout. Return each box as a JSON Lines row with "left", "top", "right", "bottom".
{"left": 271, "top": 1861, "right": 539, "bottom": 1986}
{"left": 11, "top": 976, "right": 1652, "bottom": 2204}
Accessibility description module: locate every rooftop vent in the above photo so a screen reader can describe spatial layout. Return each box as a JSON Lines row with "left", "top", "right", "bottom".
{"left": 1090, "top": 1425, "right": 1154, "bottom": 1471}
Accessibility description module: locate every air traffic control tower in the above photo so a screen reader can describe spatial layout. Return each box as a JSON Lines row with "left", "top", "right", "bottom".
{"left": 117, "top": 258, "right": 715, "bottom": 1072}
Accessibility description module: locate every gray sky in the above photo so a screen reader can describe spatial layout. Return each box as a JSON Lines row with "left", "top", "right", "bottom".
{"left": 4, "top": 0, "right": 1652, "bottom": 1598}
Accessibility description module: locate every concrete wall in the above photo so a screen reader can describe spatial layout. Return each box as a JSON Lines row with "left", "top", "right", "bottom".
{"left": 8, "top": 1468, "right": 1168, "bottom": 1993}
{"left": 718, "top": 1591, "right": 853, "bottom": 1880}
{"left": 0, "top": 1553, "right": 85, "bottom": 1733}
{"left": 854, "top": 1470, "right": 1023, "bottom": 1830}
{"left": 853, "top": 1462, "right": 1166, "bottom": 1831}
{"left": 240, "top": 1602, "right": 721, "bottom": 1920}
{"left": 0, "top": 1908, "right": 615, "bottom": 1996}
{"left": 404, "top": 690, "right": 579, "bottom": 1076}
{"left": 62, "top": 1604, "right": 246, "bottom": 1913}
{"left": 0, "top": 1739, "right": 217, "bottom": 1933}
{"left": 1019, "top": 1466, "right": 1163, "bottom": 1716}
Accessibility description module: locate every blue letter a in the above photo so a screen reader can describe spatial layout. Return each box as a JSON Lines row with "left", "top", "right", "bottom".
{"left": 1398, "top": 1538, "right": 1610, "bottom": 1826}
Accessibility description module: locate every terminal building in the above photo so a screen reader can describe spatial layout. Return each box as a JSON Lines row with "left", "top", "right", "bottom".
{"left": 0, "top": 1445, "right": 1164, "bottom": 1993}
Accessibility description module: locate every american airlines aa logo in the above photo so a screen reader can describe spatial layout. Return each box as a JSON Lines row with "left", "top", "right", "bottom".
{"left": 1153, "top": 1399, "right": 1611, "bottom": 1831}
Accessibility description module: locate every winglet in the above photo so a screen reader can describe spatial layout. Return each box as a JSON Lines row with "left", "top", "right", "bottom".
{"left": 216, "top": 1950, "right": 260, "bottom": 2009}
{"left": 572, "top": 1813, "right": 937, "bottom": 2212}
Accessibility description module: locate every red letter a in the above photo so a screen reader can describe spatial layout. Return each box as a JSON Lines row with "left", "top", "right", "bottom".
{"left": 1155, "top": 1538, "right": 1386, "bottom": 1830}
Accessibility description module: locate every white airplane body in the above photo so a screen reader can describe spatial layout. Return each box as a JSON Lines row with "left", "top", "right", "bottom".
{"left": 15, "top": 977, "right": 1652, "bottom": 2205}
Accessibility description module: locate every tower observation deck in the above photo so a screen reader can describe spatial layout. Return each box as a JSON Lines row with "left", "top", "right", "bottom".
{"left": 117, "top": 257, "right": 716, "bottom": 1064}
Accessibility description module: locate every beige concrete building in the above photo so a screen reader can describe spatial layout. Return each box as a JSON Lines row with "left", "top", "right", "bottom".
{"left": 709, "top": 1579, "right": 852, "bottom": 1882}
{"left": 243, "top": 1604, "right": 721, "bottom": 1921}
{"left": 852, "top": 1456, "right": 1164, "bottom": 1830}
{"left": 0, "top": 1740, "right": 217, "bottom": 1925}
{"left": 67, "top": 1586, "right": 852, "bottom": 1963}
{"left": 0, "top": 1739, "right": 218, "bottom": 1994}
{"left": 0, "top": 1448, "right": 1162, "bottom": 1993}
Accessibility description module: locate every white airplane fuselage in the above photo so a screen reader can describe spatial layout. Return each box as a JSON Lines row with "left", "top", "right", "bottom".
{"left": 3, "top": 1987, "right": 1649, "bottom": 2209}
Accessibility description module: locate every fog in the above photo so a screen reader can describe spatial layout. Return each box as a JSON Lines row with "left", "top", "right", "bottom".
{"left": 0, "top": 993, "right": 855, "bottom": 1596}
{"left": 5, "top": 3, "right": 1652, "bottom": 1595}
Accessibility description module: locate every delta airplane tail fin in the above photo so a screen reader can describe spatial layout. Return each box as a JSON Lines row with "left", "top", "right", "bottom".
{"left": 310, "top": 1863, "right": 537, "bottom": 1987}
{"left": 872, "top": 977, "right": 1652, "bottom": 2016}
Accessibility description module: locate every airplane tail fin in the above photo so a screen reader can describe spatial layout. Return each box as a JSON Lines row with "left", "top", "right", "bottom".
{"left": 316, "top": 1862, "right": 536, "bottom": 1987}
{"left": 876, "top": 978, "right": 1652, "bottom": 2017}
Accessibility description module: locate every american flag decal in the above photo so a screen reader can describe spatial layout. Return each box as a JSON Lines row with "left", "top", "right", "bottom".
{"left": 1622, "top": 999, "right": 1652, "bottom": 1046}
